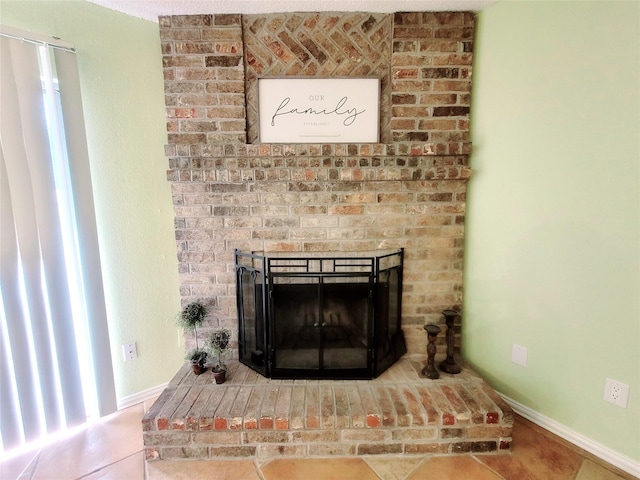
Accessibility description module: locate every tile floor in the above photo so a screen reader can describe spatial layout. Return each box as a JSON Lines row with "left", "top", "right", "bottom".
{"left": 1, "top": 398, "right": 636, "bottom": 480}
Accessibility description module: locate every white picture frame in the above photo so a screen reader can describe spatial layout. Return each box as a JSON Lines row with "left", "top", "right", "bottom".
{"left": 258, "top": 77, "right": 380, "bottom": 143}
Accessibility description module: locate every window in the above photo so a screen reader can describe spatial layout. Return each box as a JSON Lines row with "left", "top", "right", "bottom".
{"left": 0, "top": 26, "right": 116, "bottom": 454}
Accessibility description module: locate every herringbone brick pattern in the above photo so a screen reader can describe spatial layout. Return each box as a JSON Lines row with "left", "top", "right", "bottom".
{"left": 243, "top": 13, "right": 393, "bottom": 143}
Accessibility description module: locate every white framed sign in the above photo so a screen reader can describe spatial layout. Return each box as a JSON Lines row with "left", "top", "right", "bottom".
{"left": 258, "top": 77, "right": 380, "bottom": 143}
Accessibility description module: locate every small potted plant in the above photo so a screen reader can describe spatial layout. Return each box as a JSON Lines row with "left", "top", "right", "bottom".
{"left": 176, "top": 301, "right": 208, "bottom": 375}
{"left": 207, "top": 328, "right": 231, "bottom": 384}
{"left": 185, "top": 348, "right": 208, "bottom": 375}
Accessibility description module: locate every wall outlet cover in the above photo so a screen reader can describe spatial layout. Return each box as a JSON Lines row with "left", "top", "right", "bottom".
{"left": 122, "top": 342, "right": 137, "bottom": 362}
{"left": 511, "top": 344, "right": 528, "bottom": 367}
{"left": 604, "top": 378, "right": 629, "bottom": 408}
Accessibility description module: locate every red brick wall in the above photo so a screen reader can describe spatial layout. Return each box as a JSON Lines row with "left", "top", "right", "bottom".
{"left": 159, "top": 12, "right": 474, "bottom": 357}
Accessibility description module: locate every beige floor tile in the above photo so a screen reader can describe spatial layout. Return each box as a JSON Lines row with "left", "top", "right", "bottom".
{"left": 261, "top": 457, "right": 380, "bottom": 480}
{"left": 82, "top": 452, "right": 145, "bottom": 480}
{"left": 364, "top": 456, "right": 425, "bottom": 480}
{"left": 31, "top": 405, "right": 145, "bottom": 480}
{"left": 407, "top": 456, "right": 505, "bottom": 480}
{"left": 476, "top": 416, "right": 583, "bottom": 480}
{"left": 147, "top": 459, "right": 260, "bottom": 480}
{"left": 575, "top": 459, "right": 629, "bottom": 480}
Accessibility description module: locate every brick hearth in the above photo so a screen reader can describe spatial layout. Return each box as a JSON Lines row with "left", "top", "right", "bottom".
{"left": 143, "top": 356, "right": 513, "bottom": 460}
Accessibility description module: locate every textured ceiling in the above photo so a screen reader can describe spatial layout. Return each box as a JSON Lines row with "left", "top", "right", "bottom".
{"left": 86, "top": 0, "right": 495, "bottom": 22}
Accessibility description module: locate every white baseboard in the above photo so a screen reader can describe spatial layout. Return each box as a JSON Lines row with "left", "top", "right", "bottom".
{"left": 499, "top": 393, "right": 640, "bottom": 478}
{"left": 117, "top": 382, "right": 168, "bottom": 410}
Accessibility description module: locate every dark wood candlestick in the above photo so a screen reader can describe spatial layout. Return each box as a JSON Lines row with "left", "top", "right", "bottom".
{"left": 439, "top": 309, "right": 461, "bottom": 374}
{"left": 422, "top": 324, "right": 441, "bottom": 379}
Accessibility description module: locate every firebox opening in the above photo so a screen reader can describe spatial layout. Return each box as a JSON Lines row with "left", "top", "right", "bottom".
{"left": 235, "top": 249, "right": 406, "bottom": 380}
{"left": 273, "top": 282, "right": 369, "bottom": 371}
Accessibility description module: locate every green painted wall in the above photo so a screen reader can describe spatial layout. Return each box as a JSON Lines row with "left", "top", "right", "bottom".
{"left": 466, "top": 0, "right": 639, "bottom": 462}
{"left": 0, "top": 1, "right": 183, "bottom": 400}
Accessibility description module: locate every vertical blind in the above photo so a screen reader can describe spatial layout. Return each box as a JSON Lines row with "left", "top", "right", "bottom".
{"left": 0, "top": 27, "right": 116, "bottom": 453}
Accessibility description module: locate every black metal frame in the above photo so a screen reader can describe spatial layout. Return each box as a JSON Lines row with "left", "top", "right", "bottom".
{"left": 235, "top": 249, "right": 405, "bottom": 379}
{"left": 235, "top": 251, "right": 268, "bottom": 377}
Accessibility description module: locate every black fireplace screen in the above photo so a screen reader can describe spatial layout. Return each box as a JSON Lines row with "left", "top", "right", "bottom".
{"left": 235, "top": 249, "right": 406, "bottom": 379}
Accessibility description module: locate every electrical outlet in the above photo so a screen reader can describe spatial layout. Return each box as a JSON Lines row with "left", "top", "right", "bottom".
{"left": 122, "top": 342, "right": 137, "bottom": 362}
{"left": 511, "top": 344, "right": 527, "bottom": 367}
{"left": 604, "top": 378, "right": 629, "bottom": 408}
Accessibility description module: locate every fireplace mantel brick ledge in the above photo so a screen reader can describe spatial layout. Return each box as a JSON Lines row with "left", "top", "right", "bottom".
{"left": 143, "top": 357, "right": 513, "bottom": 460}
{"left": 164, "top": 142, "right": 473, "bottom": 158}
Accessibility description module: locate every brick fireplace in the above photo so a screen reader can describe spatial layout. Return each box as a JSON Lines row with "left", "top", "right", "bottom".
{"left": 162, "top": 11, "right": 472, "bottom": 358}
{"left": 144, "top": 11, "right": 513, "bottom": 461}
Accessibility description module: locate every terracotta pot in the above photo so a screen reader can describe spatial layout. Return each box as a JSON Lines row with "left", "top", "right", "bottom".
{"left": 191, "top": 361, "right": 207, "bottom": 375}
{"left": 213, "top": 369, "right": 226, "bottom": 384}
